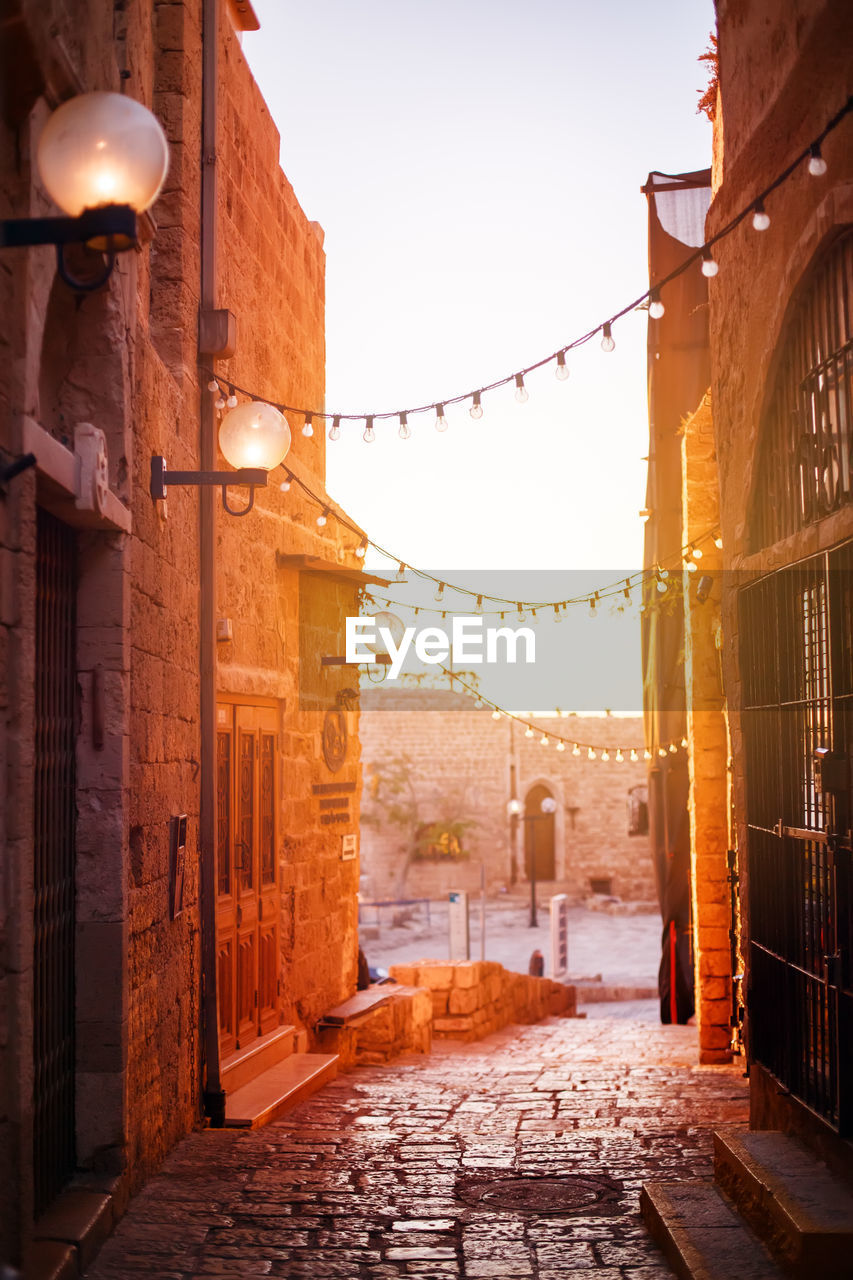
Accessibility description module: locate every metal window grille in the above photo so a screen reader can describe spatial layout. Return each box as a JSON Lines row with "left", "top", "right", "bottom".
{"left": 739, "top": 545, "right": 853, "bottom": 1133}
{"left": 750, "top": 230, "right": 853, "bottom": 550}
{"left": 33, "top": 509, "right": 77, "bottom": 1215}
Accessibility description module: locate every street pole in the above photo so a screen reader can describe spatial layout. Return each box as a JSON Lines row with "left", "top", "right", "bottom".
{"left": 528, "top": 815, "right": 538, "bottom": 928}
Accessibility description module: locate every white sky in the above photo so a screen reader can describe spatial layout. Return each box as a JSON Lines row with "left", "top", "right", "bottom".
{"left": 243, "top": 1, "right": 714, "bottom": 578}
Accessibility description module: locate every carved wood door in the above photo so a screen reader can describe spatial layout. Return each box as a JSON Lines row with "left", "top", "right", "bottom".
{"left": 216, "top": 702, "right": 280, "bottom": 1055}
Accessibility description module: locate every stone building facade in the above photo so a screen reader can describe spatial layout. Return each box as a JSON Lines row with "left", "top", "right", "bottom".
{"left": 359, "top": 687, "right": 654, "bottom": 905}
{"left": 644, "top": 0, "right": 853, "bottom": 1149}
{"left": 0, "top": 1, "right": 363, "bottom": 1270}
{"left": 707, "top": 0, "right": 853, "bottom": 1164}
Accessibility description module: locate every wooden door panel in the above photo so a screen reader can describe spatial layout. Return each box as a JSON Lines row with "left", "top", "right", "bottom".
{"left": 258, "top": 920, "right": 279, "bottom": 1035}
{"left": 217, "top": 702, "right": 281, "bottom": 1054}
{"left": 236, "top": 926, "right": 257, "bottom": 1048}
{"left": 217, "top": 931, "right": 236, "bottom": 1057}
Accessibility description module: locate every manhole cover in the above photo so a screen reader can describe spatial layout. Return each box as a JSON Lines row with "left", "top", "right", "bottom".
{"left": 457, "top": 1174, "right": 622, "bottom": 1215}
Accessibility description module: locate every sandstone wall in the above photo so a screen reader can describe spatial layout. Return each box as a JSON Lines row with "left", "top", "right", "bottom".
{"left": 0, "top": 0, "right": 361, "bottom": 1263}
{"left": 359, "top": 688, "right": 654, "bottom": 904}
{"left": 388, "top": 960, "right": 577, "bottom": 1042}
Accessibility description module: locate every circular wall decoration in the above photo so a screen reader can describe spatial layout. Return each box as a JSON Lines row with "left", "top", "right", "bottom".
{"left": 323, "top": 707, "right": 348, "bottom": 773}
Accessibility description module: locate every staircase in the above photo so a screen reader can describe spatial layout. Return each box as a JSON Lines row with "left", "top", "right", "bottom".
{"left": 220, "top": 1024, "right": 338, "bottom": 1129}
{"left": 641, "top": 1128, "right": 853, "bottom": 1280}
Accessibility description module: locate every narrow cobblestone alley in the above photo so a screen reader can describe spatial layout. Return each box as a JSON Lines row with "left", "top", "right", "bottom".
{"left": 85, "top": 1013, "right": 748, "bottom": 1280}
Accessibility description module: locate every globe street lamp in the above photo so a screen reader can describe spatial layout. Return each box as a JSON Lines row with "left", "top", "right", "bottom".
{"left": 150, "top": 400, "right": 292, "bottom": 516}
{"left": 1, "top": 91, "right": 169, "bottom": 289}
{"left": 508, "top": 795, "right": 557, "bottom": 927}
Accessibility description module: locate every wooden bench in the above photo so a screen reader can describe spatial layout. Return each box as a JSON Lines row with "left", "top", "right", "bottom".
{"left": 318, "top": 985, "right": 394, "bottom": 1028}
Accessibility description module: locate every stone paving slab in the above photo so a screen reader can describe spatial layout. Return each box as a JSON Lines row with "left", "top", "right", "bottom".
{"left": 84, "top": 1014, "right": 748, "bottom": 1278}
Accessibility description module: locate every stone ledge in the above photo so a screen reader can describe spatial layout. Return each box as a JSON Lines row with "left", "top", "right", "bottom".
{"left": 388, "top": 959, "right": 578, "bottom": 1044}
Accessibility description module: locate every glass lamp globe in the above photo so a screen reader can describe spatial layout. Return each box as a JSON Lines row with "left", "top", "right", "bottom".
{"left": 507, "top": 798, "right": 523, "bottom": 818}
{"left": 218, "top": 402, "right": 291, "bottom": 470}
{"left": 540, "top": 797, "right": 558, "bottom": 814}
{"left": 369, "top": 611, "right": 405, "bottom": 658}
{"left": 37, "top": 91, "right": 169, "bottom": 218}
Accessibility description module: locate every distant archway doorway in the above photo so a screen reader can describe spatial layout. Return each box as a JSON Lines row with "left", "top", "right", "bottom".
{"left": 524, "top": 784, "right": 556, "bottom": 881}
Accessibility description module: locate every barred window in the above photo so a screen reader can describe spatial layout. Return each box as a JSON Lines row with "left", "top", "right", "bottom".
{"left": 750, "top": 230, "right": 853, "bottom": 551}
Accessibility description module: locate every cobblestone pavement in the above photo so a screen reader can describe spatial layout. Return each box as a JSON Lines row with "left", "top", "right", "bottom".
{"left": 86, "top": 1014, "right": 749, "bottom": 1279}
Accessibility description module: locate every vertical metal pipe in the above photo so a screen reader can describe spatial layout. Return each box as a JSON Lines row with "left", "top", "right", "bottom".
{"left": 199, "top": 0, "right": 224, "bottom": 1126}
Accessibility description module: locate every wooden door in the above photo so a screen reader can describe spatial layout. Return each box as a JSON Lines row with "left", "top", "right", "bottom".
{"left": 216, "top": 703, "right": 280, "bottom": 1055}
{"left": 524, "top": 784, "right": 556, "bottom": 881}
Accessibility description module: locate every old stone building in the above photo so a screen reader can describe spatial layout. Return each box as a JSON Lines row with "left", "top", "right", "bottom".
{"left": 643, "top": 0, "right": 853, "bottom": 1157}
{"left": 709, "top": 0, "right": 853, "bottom": 1161}
{"left": 0, "top": 1, "right": 365, "bottom": 1271}
{"left": 359, "top": 687, "right": 654, "bottom": 906}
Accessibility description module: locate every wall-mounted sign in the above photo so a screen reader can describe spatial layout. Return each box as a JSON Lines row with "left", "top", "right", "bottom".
{"left": 312, "top": 780, "right": 355, "bottom": 826}
{"left": 341, "top": 834, "right": 357, "bottom": 861}
{"left": 322, "top": 706, "right": 348, "bottom": 772}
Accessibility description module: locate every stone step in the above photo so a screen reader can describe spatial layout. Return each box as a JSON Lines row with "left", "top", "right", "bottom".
{"left": 641, "top": 1180, "right": 784, "bottom": 1280}
{"left": 714, "top": 1128, "right": 853, "bottom": 1279}
{"left": 220, "top": 1023, "right": 302, "bottom": 1094}
{"left": 224, "top": 1052, "right": 338, "bottom": 1129}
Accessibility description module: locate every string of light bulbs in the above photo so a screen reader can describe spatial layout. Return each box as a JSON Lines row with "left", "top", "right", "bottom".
{"left": 270, "top": 455, "right": 722, "bottom": 614}
{"left": 435, "top": 666, "right": 682, "bottom": 761}
{"left": 361, "top": 531, "right": 720, "bottom": 620}
{"left": 204, "top": 95, "right": 851, "bottom": 439}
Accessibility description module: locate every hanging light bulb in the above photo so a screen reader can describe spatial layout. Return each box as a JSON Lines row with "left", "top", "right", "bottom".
{"left": 329, "top": 416, "right": 341, "bottom": 441}
{"left": 398, "top": 412, "right": 410, "bottom": 440}
{"left": 434, "top": 582, "right": 445, "bottom": 603}
{"left": 644, "top": 748, "right": 653, "bottom": 760}
{"left": 588, "top": 747, "right": 597, "bottom": 760}
{"left": 214, "top": 394, "right": 225, "bottom": 410}
{"left": 714, "top": 534, "right": 723, "bottom": 549}
{"left": 808, "top": 144, "right": 827, "bottom": 177}
{"left": 517, "top": 605, "right": 527, "bottom": 623}
{"left": 514, "top": 373, "right": 529, "bottom": 403}
{"left": 553, "top": 604, "right": 562, "bottom": 624}
{"left": 469, "top": 391, "right": 483, "bottom": 420}
{"left": 685, "top": 559, "right": 698, "bottom": 573}
{"left": 615, "top": 749, "right": 624, "bottom": 762}
{"left": 302, "top": 413, "right": 314, "bottom": 437}
{"left": 355, "top": 540, "right": 367, "bottom": 558}
{"left": 648, "top": 289, "right": 665, "bottom": 320}
{"left": 691, "top": 545, "right": 703, "bottom": 560}
{"left": 701, "top": 246, "right": 719, "bottom": 277}
{"left": 668, "top": 743, "right": 677, "bottom": 753}
{"left": 658, "top": 747, "right": 668, "bottom": 758}
{"left": 279, "top": 472, "right": 292, "bottom": 493}
{"left": 525, "top": 726, "right": 535, "bottom": 739}
{"left": 395, "top": 561, "right": 407, "bottom": 582}
{"left": 681, "top": 737, "right": 688, "bottom": 748}
{"left": 540, "top": 735, "right": 549, "bottom": 747}
{"left": 601, "top": 322, "right": 615, "bottom": 352}
{"left": 572, "top": 743, "right": 580, "bottom": 756}
{"left": 752, "top": 199, "right": 770, "bottom": 231}
{"left": 555, "top": 350, "right": 569, "bottom": 381}
{"left": 316, "top": 508, "right": 329, "bottom": 528}
{"left": 363, "top": 416, "right": 375, "bottom": 444}
{"left": 556, "top": 741, "right": 566, "bottom": 752}
{"left": 435, "top": 403, "right": 448, "bottom": 432}
{"left": 656, "top": 578, "right": 668, "bottom": 594}
{"left": 226, "top": 387, "right": 238, "bottom": 409}
{"left": 630, "top": 748, "right": 638, "bottom": 762}
{"left": 207, "top": 379, "right": 220, "bottom": 393}
{"left": 492, "top": 709, "right": 501, "bottom": 721}
{"left": 601, "top": 749, "right": 610, "bottom": 761}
